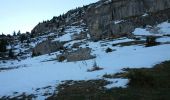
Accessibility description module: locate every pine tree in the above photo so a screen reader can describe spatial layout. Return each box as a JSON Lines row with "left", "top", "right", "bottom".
{"left": 0, "top": 39, "right": 8, "bottom": 52}
{"left": 13, "top": 31, "right": 16, "bottom": 36}
{"left": 17, "top": 30, "right": 21, "bottom": 36}
{"left": 20, "top": 34, "right": 27, "bottom": 43}
{"left": 8, "top": 49, "right": 14, "bottom": 58}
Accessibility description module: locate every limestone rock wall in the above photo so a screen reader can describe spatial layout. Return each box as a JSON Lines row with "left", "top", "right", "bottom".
{"left": 85, "top": 0, "right": 170, "bottom": 40}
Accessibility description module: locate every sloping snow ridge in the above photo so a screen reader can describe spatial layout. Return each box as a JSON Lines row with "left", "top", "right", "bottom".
{"left": 0, "top": 21, "right": 170, "bottom": 99}
{"left": 156, "top": 37, "right": 170, "bottom": 42}
{"left": 157, "top": 21, "right": 170, "bottom": 34}
{"left": 133, "top": 21, "right": 170, "bottom": 36}
{"left": 133, "top": 28, "right": 152, "bottom": 35}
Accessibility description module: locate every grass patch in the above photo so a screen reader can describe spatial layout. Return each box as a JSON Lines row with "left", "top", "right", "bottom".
{"left": 57, "top": 55, "right": 66, "bottom": 62}
{"left": 126, "top": 69, "right": 155, "bottom": 88}
{"left": 112, "top": 40, "right": 145, "bottom": 47}
{"left": 47, "top": 80, "right": 109, "bottom": 100}
{"left": 87, "top": 61, "right": 103, "bottom": 72}
{"left": 87, "top": 66, "right": 103, "bottom": 72}
{"left": 103, "top": 72, "right": 128, "bottom": 78}
{"left": 47, "top": 61, "right": 170, "bottom": 100}
{"left": 145, "top": 36, "right": 160, "bottom": 47}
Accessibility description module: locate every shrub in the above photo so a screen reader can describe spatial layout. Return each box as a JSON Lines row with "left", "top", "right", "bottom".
{"left": 32, "top": 51, "right": 41, "bottom": 57}
{"left": 58, "top": 55, "right": 66, "bottom": 62}
{"left": 20, "top": 34, "right": 28, "bottom": 43}
{"left": 8, "top": 49, "right": 15, "bottom": 58}
{"left": 105, "top": 47, "right": 112, "bottom": 53}
{"left": 146, "top": 36, "right": 159, "bottom": 47}
{"left": 127, "top": 70, "right": 155, "bottom": 88}
{"left": 87, "top": 61, "right": 103, "bottom": 72}
{"left": 87, "top": 66, "right": 103, "bottom": 72}
{"left": 103, "top": 74, "right": 114, "bottom": 78}
{"left": 0, "top": 39, "right": 8, "bottom": 52}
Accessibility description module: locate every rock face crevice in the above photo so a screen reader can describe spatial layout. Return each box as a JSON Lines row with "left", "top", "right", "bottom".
{"left": 85, "top": 0, "right": 170, "bottom": 40}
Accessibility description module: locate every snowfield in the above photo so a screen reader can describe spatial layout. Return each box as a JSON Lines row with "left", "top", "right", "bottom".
{"left": 0, "top": 21, "right": 170, "bottom": 99}
{"left": 133, "top": 21, "right": 170, "bottom": 36}
{"left": 1, "top": 41, "right": 170, "bottom": 98}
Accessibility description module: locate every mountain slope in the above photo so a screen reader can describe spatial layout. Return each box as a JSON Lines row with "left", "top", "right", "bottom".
{"left": 0, "top": 0, "right": 170, "bottom": 99}
{"left": 31, "top": 0, "right": 170, "bottom": 40}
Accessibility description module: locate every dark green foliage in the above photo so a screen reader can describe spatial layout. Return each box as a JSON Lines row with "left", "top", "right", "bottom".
{"left": 87, "top": 66, "right": 103, "bottom": 72}
{"left": 31, "top": 52, "right": 36, "bottom": 57}
{"left": 30, "top": 33, "right": 35, "bottom": 38}
{"left": 17, "top": 30, "right": 21, "bottom": 36}
{"left": 13, "top": 31, "right": 16, "bottom": 36}
{"left": 146, "top": 36, "right": 160, "bottom": 47}
{"left": 105, "top": 47, "right": 112, "bottom": 53}
{"left": 127, "top": 69, "right": 155, "bottom": 88}
{"left": 87, "top": 61, "right": 103, "bottom": 72}
{"left": 19, "top": 34, "right": 28, "bottom": 43}
{"left": 32, "top": 49, "right": 41, "bottom": 57}
{"left": 61, "top": 27, "right": 65, "bottom": 33}
{"left": 7, "top": 34, "right": 12, "bottom": 38}
{"left": 47, "top": 80, "right": 109, "bottom": 100}
{"left": 0, "top": 39, "right": 8, "bottom": 52}
{"left": 26, "top": 39, "right": 30, "bottom": 44}
{"left": 31, "top": 51, "right": 41, "bottom": 57}
{"left": 8, "top": 49, "right": 14, "bottom": 58}
{"left": 112, "top": 40, "right": 145, "bottom": 47}
{"left": 58, "top": 55, "right": 66, "bottom": 62}
{"left": 47, "top": 61, "right": 170, "bottom": 100}
{"left": 142, "top": 24, "right": 147, "bottom": 28}
{"left": 103, "top": 72, "right": 127, "bottom": 78}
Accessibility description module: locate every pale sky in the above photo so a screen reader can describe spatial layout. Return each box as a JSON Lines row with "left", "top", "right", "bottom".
{"left": 0, "top": 0, "right": 98, "bottom": 34}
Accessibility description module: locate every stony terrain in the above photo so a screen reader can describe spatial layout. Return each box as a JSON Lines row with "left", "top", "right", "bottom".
{"left": 0, "top": 0, "right": 170, "bottom": 100}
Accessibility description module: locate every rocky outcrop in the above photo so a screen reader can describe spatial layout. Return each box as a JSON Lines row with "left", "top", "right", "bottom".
{"left": 57, "top": 48, "right": 95, "bottom": 62}
{"left": 32, "top": 40, "right": 64, "bottom": 56}
{"left": 31, "top": 7, "right": 87, "bottom": 36}
{"left": 71, "top": 31, "right": 88, "bottom": 40}
{"left": 31, "top": 0, "right": 170, "bottom": 41}
{"left": 85, "top": 0, "right": 170, "bottom": 40}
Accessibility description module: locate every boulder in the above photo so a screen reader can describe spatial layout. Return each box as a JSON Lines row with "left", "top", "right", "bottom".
{"left": 57, "top": 48, "right": 95, "bottom": 62}
{"left": 71, "top": 31, "right": 87, "bottom": 40}
{"left": 32, "top": 40, "right": 64, "bottom": 56}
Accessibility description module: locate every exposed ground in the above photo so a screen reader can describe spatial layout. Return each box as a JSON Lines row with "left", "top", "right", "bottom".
{"left": 46, "top": 61, "right": 170, "bottom": 100}
{"left": 0, "top": 21, "right": 170, "bottom": 99}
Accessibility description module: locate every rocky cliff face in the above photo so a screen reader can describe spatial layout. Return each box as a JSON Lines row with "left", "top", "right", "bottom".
{"left": 28, "top": 0, "right": 170, "bottom": 55}
{"left": 85, "top": 0, "right": 170, "bottom": 40}
{"left": 31, "top": 0, "right": 170, "bottom": 41}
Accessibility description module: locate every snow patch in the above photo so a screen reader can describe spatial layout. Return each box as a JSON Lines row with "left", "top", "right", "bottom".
{"left": 156, "top": 37, "right": 170, "bottom": 42}
{"left": 133, "top": 28, "right": 153, "bottom": 36}
{"left": 157, "top": 21, "right": 170, "bottom": 35}
{"left": 114, "top": 20, "right": 124, "bottom": 24}
{"left": 133, "top": 21, "right": 170, "bottom": 36}
{"left": 105, "top": 78, "right": 129, "bottom": 89}
{"left": 1, "top": 37, "right": 170, "bottom": 99}
{"left": 142, "top": 13, "right": 148, "bottom": 17}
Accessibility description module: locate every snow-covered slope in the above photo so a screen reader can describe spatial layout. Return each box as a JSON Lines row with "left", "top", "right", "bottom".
{"left": 1, "top": 20, "right": 170, "bottom": 99}
{"left": 133, "top": 21, "right": 170, "bottom": 36}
